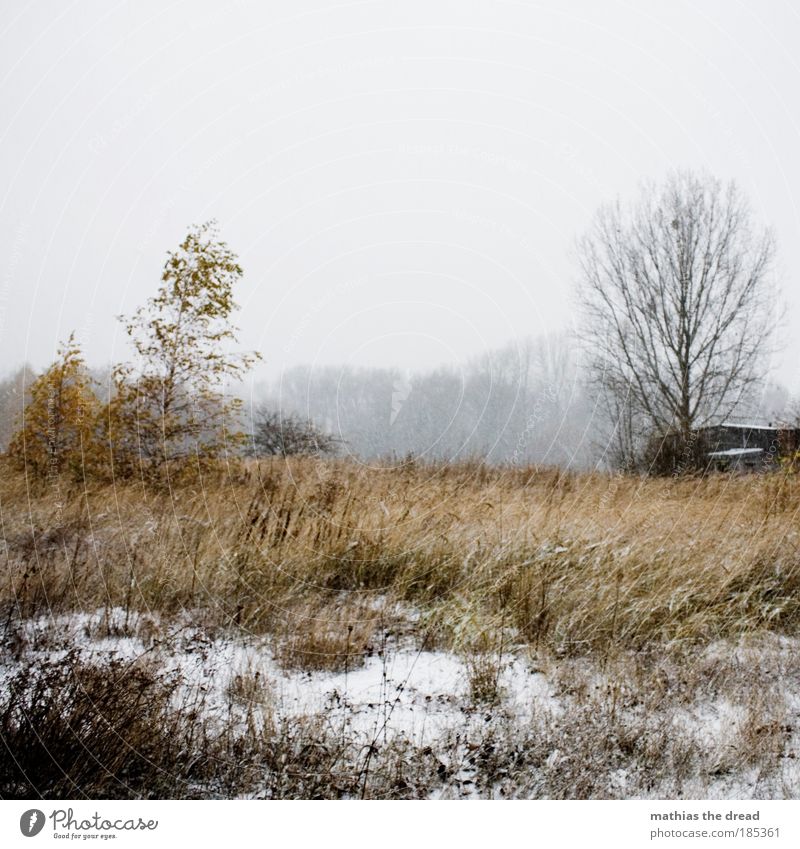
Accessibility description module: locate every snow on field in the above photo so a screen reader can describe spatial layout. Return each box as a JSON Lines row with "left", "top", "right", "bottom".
{"left": 4, "top": 608, "right": 800, "bottom": 798}
{"left": 3, "top": 608, "right": 557, "bottom": 743}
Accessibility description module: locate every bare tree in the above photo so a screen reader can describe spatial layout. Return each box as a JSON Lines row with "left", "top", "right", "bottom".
{"left": 249, "top": 406, "right": 339, "bottom": 457}
{"left": 577, "top": 171, "right": 778, "bottom": 470}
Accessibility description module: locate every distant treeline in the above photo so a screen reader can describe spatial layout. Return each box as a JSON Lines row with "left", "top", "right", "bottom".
{"left": 2, "top": 334, "right": 790, "bottom": 473}
{"left": 253, "top": 334, "right": 593, "bottom": 467}
{"left": 249, "top": 335, "right": 791, "bottom": 470}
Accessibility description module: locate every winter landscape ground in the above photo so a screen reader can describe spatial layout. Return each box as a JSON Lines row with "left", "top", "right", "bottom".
{"left": 2, "top": 457, "right": 800, "bottom": 799}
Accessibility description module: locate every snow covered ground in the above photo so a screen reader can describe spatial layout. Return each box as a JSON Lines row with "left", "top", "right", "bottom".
{"left": 4, "top": 609, "right": 800, "bottom": 799}
{"left": 3, "top": 608, "right": 556, "bottom": 740}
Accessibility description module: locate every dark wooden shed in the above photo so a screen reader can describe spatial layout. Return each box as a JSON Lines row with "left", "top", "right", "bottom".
{"left": 699, "top": 421, "right": 799, "bottom": 472}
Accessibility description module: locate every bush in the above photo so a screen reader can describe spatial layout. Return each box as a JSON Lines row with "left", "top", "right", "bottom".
{"left": 0, "top": 654, "right": 193, "bottom": 797}
{"left": 249, "top": 406, "right": 339, "bottom": 457}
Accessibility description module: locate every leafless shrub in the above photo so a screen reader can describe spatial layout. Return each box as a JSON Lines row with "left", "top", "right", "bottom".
{"left": 249, "top": 407, "right": 340, "bottom": 457}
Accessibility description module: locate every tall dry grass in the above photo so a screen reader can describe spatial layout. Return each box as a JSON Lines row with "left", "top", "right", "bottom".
{"left": 2, "top": 457, "right": 800, "bottom": 656}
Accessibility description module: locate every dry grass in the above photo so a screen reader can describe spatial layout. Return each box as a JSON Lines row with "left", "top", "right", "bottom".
{"left": 3, "top": 457, "right": 800, "bottom": 658}
{"left": 0, "top": 648, "right": 441, "bottom": 800}
{"left": 0, "top": 653, "right": 224, "bottom": 798}
{"left": 3, "top": 632, "right": 799, "bottom": 799}
{"left": 226, "top": 665, "right": 273, "bottom": 707}
{"left": 5, "top": 456, "right": 800, "bottom": 798}
{"left": 274, "top": 597, "right": 379, "bottom": 672}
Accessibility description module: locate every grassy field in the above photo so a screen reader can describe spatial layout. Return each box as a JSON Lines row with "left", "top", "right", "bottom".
{"left": 4, "top": 457, "right": 800, "bottom": 653}
{"left": 2, "top": 457, "right": 800, "bottom": 798}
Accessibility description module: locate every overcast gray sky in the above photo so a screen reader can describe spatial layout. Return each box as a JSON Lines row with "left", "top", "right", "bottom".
{"left": 1, "top": 0, "right": 798, "bottom": 392}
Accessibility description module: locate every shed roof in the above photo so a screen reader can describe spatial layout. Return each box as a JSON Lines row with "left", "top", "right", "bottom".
{"left": 719, "top": 422, "right": 781, "bottom": 431}
{"left": 708, "top": 448, "right": 764, "bottom": 458}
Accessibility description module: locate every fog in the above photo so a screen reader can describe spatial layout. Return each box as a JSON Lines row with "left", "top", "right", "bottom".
{"left": 2, "top": 1, "right": 799, "bottom": 463}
